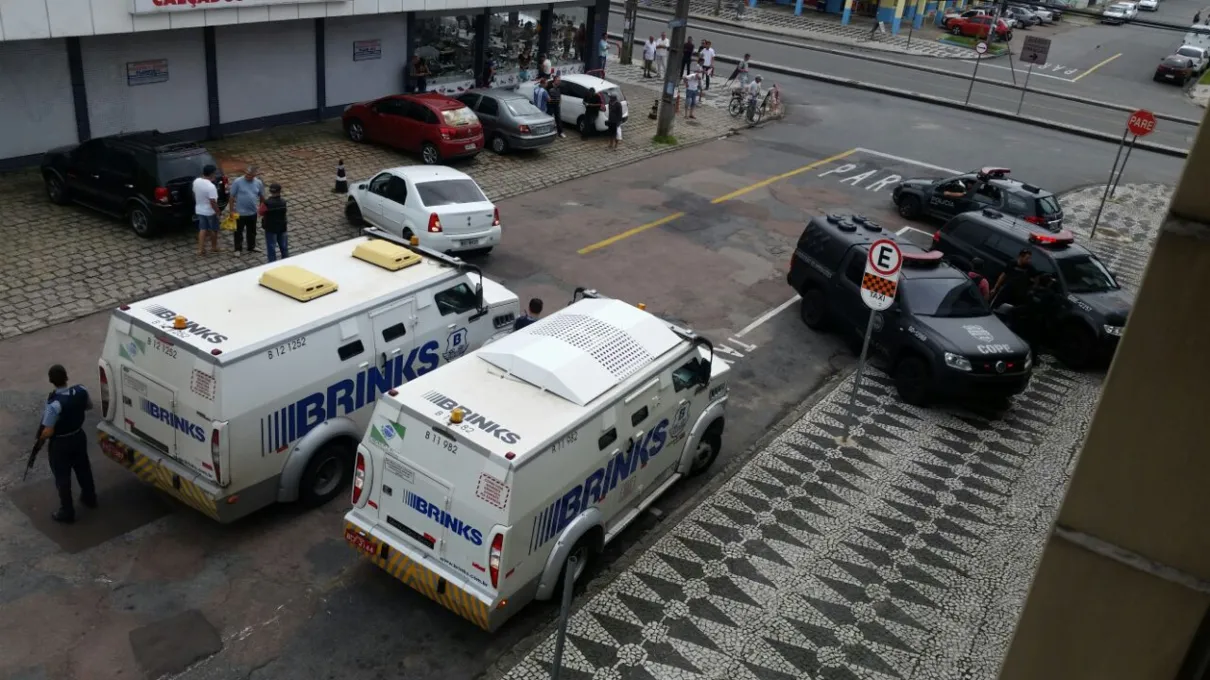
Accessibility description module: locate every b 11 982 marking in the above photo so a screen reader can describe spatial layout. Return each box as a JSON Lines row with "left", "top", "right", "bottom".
{"left": 426, "top": 428, "right": 458, "bottom": 454}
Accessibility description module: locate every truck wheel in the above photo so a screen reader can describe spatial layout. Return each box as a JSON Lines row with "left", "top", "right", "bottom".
{"left": 897, "top": 195, "right": 922, "bottom": 219}
{"left": 800, "top": 288, "right": 829, "bottom": 330}
{"left": 894, "top": 356, "right": 933, "bottom": 406}
{"left": 128, "top": 204, "right": 157, "bottom": 238}
{"left": 45, "top": 174, "right": 69, "bottom": 205}
{"left": 299, "top": 441, "right": 354, "bottom": 507}
{"left": 952, "top": 25, "right": 963, "bottom": 35}
{"left": 688, "top": 427, "right": 722, "bottom": 476}
{"left": 1057, "top": 323, "right": 1094, "bottom": 370}
{"left": 554, "top": 534, "right": 595, "bottom": 600}
{"left": 345, "top": 200, "right": 363, "bottom": 226}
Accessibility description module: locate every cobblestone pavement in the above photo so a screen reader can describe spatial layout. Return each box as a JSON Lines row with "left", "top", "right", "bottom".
{"left": 497, "top": 184, "right": 1164, "bottom": 680}
{"left": 618, "top": 0, "right": 976, "bottom": 59}
{"left": 0, "top": 79, "right": 735, "bottom": 341}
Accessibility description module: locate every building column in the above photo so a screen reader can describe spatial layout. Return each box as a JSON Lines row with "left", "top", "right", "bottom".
{"left": 890, "top": 0, "right": 906, "bottom": 33}
{"left": 203, "top": 26, "right": 221, "bottom": 139}
{"left": 314, "top": 18, "right": 326, "bottom": 121}
{"left": 913, "top": 0, "right": 928, "bottom": 28}
{"left": 538, "top": 5, "right": 554, "bottom": 60}
{"left": 586, "top": 0, "right": 609, "bottom": 72}
{"left": 472, "top": 10, "right": 490, "bottom": 85}
{"left": 64, "top": 37, "right": 90, "bottom": 143}
{"left": 841, "top": 0, "right": 854, "bottom": 24}
{"left": 405, "top": 12, "right": 418, "bottom": 92}
{"left": 795, "top": 0, "right": 805, "bottom": 15}
{"left": 934, "top": 0, "right": 948, "bottom": 25}
{"left": 999, "top": 106, "right": 1210, "bottom": 679}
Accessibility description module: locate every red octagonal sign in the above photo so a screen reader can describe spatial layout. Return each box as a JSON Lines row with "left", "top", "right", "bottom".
{"left": 1127, "top": 109, "right": 1157, "bottom": 137}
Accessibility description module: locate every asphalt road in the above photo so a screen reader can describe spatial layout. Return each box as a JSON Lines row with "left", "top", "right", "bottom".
{"left": 622, "top": 5, "right": 1205, "bottom": 149}
{"left": 0, "top": 80, "right": 1187, "bottom": 680}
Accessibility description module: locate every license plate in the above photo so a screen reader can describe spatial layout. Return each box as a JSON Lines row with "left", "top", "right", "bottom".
{"left": 464, "top": 143, "right": 477, "bottom": 151}
{"left": 345, "top": 528, "right": 377, "bottom": 556}
{"left": 1164, "top": 74, "right": 1175, "bottom": 79}
{"left": 459, "top": 239, "right": 480, "bottom": 246}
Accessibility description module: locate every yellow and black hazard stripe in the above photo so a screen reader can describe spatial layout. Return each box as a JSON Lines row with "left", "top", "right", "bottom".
{"left": 99, "top": 433, "right": 220, "bottom": 521}
{"left": 344, "top": 521, "right": 492, "bottom": 630}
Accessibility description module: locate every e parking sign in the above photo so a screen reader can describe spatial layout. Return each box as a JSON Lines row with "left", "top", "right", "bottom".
{"left": 860, "top": 239, "right": 902, "bottom": 311}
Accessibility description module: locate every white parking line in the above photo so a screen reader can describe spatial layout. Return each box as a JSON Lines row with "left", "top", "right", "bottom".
{"left": 853, "top": 149, "right": 960, "bottom": 174}
{"left": 735, "top": 295, "right": 801, "bottom": 338}
{"left": 982, "top": 62, "right": 1076, "bottom": 82}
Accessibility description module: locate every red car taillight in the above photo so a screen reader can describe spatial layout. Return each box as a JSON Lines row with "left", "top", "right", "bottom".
{"left": 210, "top": 428, "right": 221, "bottom": 484}
{"left": 154, "top": 187, "right": 170, "bottom": 204}
{"left": 440, "top": 127, "right": 454, "bottom": 141}
{"left": 492, "top": 207, "right": 500, "bottom": 227}
{"left": 518, "top": 124, "right": 531, "bottom": 134}
{"left": 1024, "top": 215, "right": 1045, "bottom": 226}
{"left": 489, "top": 533, "right": 504, "bottom": 588}
{"left": 428, "top": 212, "right": 443, "bottom": 233}
{"left": 98, "top": 365, "right": 110, "bottom": 418}
{"left": 351, "top": 451, "right": 367, "bottom": 506}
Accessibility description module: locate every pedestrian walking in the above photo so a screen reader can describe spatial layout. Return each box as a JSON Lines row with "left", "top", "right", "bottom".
{"left": 700, "top": 40, "right": 716, "bottom": 90}
{"left": 229, "top": 165, "right": 265, "bottom": 255}
{"left": 261, "top": 183, "right": 289, "bottom": 263}
{"left": 193, "top": 164, "right": 220, "bottom": 256}
{"left": 533, "top": 75, "right": 550, "bottom": 113}
{"left": 598, "top": 35, "right": 611, "bottom": 71}
{"left": 607, "top": 93, "right": 624, "bottom": 150}
{"left": 967, "top": 257, "right": 991, "bottom": 301}
{"left": 642, "top": 36, "right": 657, "bottom": 77}
{"left": 518, "top": 47, "right": 533, "bottom": 83}
{"left": 563, "top": 22, "right": 575, "bottom": 59}
{"left": 655, "top": 32, "right": 669, "bottom": 76}
{"left": 583, "top": 87, "right": 602, "bottom": 138}
{"left": 39, "top": 364, "right": 98, "bottom": 524}
{"left": 683, "top": 66, "right": 702, "bottom": 119}
{"left": 683, "top": 36, "right": 696, "bottom": 75}
{"left": 869, "top": 16, "right": 885, "bottom": 37}
{"left": 547, "top": 74, "right": 566, "bottom": 137}
{"left": 479, "top": 52, "right": 496, "bottom": 87}
{"left": 410, "top": 54, "right": 430, "bottom": 93}
{"left": 737, "top": 53, "right": 752, "bottom": 85}
{"left": 512, "top": 298, "right": 545, "bottom": 330}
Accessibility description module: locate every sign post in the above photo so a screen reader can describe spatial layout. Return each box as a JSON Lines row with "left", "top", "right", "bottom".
{"left": 1016, "top": 35, "right": 1051, "bottom": 115}
{"left": 549, "top": 553, "right": 580, "bottom": 680}
{"left": 965, "top": 41, "right": 989, "bottom": 105}
{"left": 839, "top": 238, "right": 903, "bottom": 446}
{"left": 1091, "top": 109, "right": 1156, "bottom": 238}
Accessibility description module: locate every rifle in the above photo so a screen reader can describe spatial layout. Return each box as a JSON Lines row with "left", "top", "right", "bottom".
{"left": 22, "top": 391, "right": 53, "bottom": 482}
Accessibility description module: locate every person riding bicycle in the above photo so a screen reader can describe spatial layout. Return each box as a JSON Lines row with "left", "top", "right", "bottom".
{"left": 745, "top": 75, "right": 763, "bottom": 122}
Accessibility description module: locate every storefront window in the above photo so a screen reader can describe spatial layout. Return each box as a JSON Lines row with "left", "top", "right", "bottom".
{"left": 414, "top": 14, "right": 477, "bottom": 93}
{"left": 551, "top": 5, "right": 589, "bottom": 74}
{"left": 485, "top": 12, "right": 541, "bottom": 87}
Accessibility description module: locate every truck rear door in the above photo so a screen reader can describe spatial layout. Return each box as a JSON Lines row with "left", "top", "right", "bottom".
{"left": 119, "top": 361, "right": 217, "bottom": 484}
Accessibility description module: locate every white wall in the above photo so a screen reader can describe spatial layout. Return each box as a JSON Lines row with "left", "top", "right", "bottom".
{"left": 215, "top": 19, "right": 317, "bottom": 123}
{"left": 0, "top": 0, "right": 427, "bottom": 41}
{"left": 0, "top": 39, "right": 79, "bottom": 159}
{"left": 323, "top": 14, "right": 407, "bottom": 107}
{"left": 81, "top": 29, "right": 210, "bottom": 138}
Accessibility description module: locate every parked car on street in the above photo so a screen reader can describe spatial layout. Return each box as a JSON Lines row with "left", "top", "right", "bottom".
{"left": 1003, "top": 6, "right": 1042, "bottom": 26}
{"left": 942, "top": 8, "right": 994, "bottom": 27}
{"left": 1138, "top": 0, "right": 1158, "bottom": 11}
{"left": 1017, "top": 3, "right": 1057, "bottom": 22}
{"left": 1176, "top": 44, "right": 1209, "bottom": 72}
{"left": 950, "top": 15, "right": 1013, "bottom": 41}
{"left": 532, "top": 73, "right": 629, "bottom": 135}
{"left": 343, "top": 93, "right": 483, "bottom": 165}
{"left": 455, "top": 89, "right": 556, "bottom": 155}
{"left": 893, "top": 167, "right": 1064, "bottom": 230}
{"left": 344, "top": 166, "right": 501, "bottom": 256}
{"left": 41, "top": 131, "right": 228, "bottom": 238}
{"left": 1100, "top": 2, "right": 1135, "bottom": 22}
{"left": 1154, "top": 54, "right": 1197, "bottom": 84}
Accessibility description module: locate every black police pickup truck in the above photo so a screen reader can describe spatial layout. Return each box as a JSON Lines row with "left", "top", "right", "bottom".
{"left": 892, "top": 167, "right": 1064, "bottom": 232}
{"left": 42, "top": 131, "right": 228, "bottom": 238}
{"left": 788, "top": 214, "right": 1033, "bottom": 406}
{"left": 932, "top": 208, "right": 1131, "bottom": 369}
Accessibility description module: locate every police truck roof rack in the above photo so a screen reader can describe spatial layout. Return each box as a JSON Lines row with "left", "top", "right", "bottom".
{"left": 976, "top": 167, "right": 1011, "bottom": 180}
{"left": 825, "top": 214, "right": 857, "bottom": 232}
{"left": 852, "top": 215, "right": 882, "bottom": 232}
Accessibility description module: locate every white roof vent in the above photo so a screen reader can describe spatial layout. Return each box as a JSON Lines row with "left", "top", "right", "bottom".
{"left": 477, "top": 298, "right": 682, "bottom": 406}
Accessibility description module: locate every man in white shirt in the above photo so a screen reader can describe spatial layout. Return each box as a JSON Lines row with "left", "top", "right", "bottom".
{"left": 683, "top": 66, "right": 702, "bottom": 119}
{"left": 655, "top": 32, "right": 670, "bottom": 76}
{"left": 642, "top": 36, "right": 657, "bottom": 78}
{"left": 192, "top": 164, "right": 221, "bottom": 256}
{"left": 700, "top": 40, "right": 716, "bottom": 90}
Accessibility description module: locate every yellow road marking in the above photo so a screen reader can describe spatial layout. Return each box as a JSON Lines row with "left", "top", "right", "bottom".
{"left": 577, "top": 147, "right": 860, "bottom": 255}
{"left": 710, "top": 148, "right": 859, "bottom": 204}
{"left": 578, "top": 212, "right": 686, "bottom": 255}
{"left": 1071, "top": 52, "right": 1121, "bottom": 82}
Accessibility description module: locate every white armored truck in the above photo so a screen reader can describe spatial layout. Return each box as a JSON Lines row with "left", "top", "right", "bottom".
{"left": 342, "top": 289, "right": 730, "bottom": 630}
{"left": 95, "top": 228, "right": 520, "bottom": 522}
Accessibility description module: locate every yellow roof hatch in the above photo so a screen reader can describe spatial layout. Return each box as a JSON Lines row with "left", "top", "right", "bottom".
{"left": 258, "top": 265, "right": 338, "bottom": 302}
{"left": 352, "top": 240, "right": 422, "bottom": 272}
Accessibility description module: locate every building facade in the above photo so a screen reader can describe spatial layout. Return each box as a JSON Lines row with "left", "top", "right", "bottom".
{"left": 0, "top": 0, "right": 608, "bottom": 169}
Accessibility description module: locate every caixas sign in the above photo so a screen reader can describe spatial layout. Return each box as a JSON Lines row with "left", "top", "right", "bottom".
{"left": 131, "top": 0, "right": 345, "bottom": 13}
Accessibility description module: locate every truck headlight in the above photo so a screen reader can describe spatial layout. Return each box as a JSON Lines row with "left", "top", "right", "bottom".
{"left": 944, "top": 352, "right": 972, "bottom": 371}
{"left": 1103, "top": 324, "right": 1123, "bottom": 337}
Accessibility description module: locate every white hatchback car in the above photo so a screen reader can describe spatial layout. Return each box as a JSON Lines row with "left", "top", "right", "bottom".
{"left": 522, "top": 73, "right": 629, "bottom": 135}
{"left": 345, "top": 166, "right": 501, "bottom": 255}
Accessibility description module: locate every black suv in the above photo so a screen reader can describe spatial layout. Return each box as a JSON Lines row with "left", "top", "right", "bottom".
{"left": 788, "top": 214, "right": 1033, "bottom": 406}
{"left": 41, "top": 131, "right": 228, "bottom": 238}
{"left": 892, "top": 167, "right": 1063, "bottom": 232}
{"left": 932, "top": 208, "right": 1132, "bottom": 369}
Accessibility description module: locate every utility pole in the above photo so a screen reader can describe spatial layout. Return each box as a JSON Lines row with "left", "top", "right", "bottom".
{"left": 621, "top": 0, "right": 639, "bottom": 65}
{"left": 656, "top": 0, "right": 690, "bottom": 138}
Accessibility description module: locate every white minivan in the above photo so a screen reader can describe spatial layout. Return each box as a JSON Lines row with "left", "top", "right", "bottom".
{"left": 524, "top": 73, "right": 629, "bottom": 135}
{"left": 95, "top": 228, "right": 519, "bottom": 522}
{"left": 343, "top": 291, "right": 729, "bottom": 630}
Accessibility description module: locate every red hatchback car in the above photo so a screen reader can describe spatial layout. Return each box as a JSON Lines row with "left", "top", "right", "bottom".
{"left": 342, "top": 93, "right": 483, "bottom": 165}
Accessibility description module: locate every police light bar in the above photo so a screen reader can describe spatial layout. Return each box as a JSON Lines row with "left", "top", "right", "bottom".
{"left": 902, "top": 250, "right": 944, "bottom": 267}
{"left": 1028, "top": 229, "right": 1074, "bottom": 245}
{"left": 977, "top": 167, "right": 1011, "bottom": 180}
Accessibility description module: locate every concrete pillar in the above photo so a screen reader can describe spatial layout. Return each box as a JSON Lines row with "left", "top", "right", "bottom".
{"left": 842, "top": 0, "right": 854, "bottom": 24}
{"left": 890, "top": 0, "right": 906, "bottom": 33}
{"left": 795, "top": 0, "right": 804, "bottom": 16}
{"left": 998, "top": 107, "right": 1210, "bottom": 679}
{"left": 913, "top": 0, "right": 928, "bottom": 28}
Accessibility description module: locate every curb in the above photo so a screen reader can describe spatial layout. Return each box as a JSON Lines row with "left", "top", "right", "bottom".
{"left": 613, "top": 3, "right": 986, "bottom": 61}
{"left": 613, "top": 12, "right": 1201, "bottom": 127}
{"left": 483, "top": 361, "right": 853, "bottom": 680}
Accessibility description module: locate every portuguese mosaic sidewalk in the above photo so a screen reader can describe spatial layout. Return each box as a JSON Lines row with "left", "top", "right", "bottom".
{"left": 0, "top": 76, "right": 733, "bottom": 341}
{"left": 495, "top": 183, "right": 1167, "bottom": 680}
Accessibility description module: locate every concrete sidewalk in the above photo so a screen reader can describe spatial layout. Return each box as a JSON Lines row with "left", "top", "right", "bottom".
{"left": 496, "top": 184, "right": 1166, "bottom": 680}
{"left": 615, "top": 0, "right": 976, "bottom": 59}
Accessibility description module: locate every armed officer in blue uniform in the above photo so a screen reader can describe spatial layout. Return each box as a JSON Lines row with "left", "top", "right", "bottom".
{"left": 39, "top": 364, "right": 98, "bottom": 523}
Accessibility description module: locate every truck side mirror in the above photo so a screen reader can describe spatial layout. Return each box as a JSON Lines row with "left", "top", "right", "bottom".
{"left": 475, "top": 282, "right": 484, "bottom": 310}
